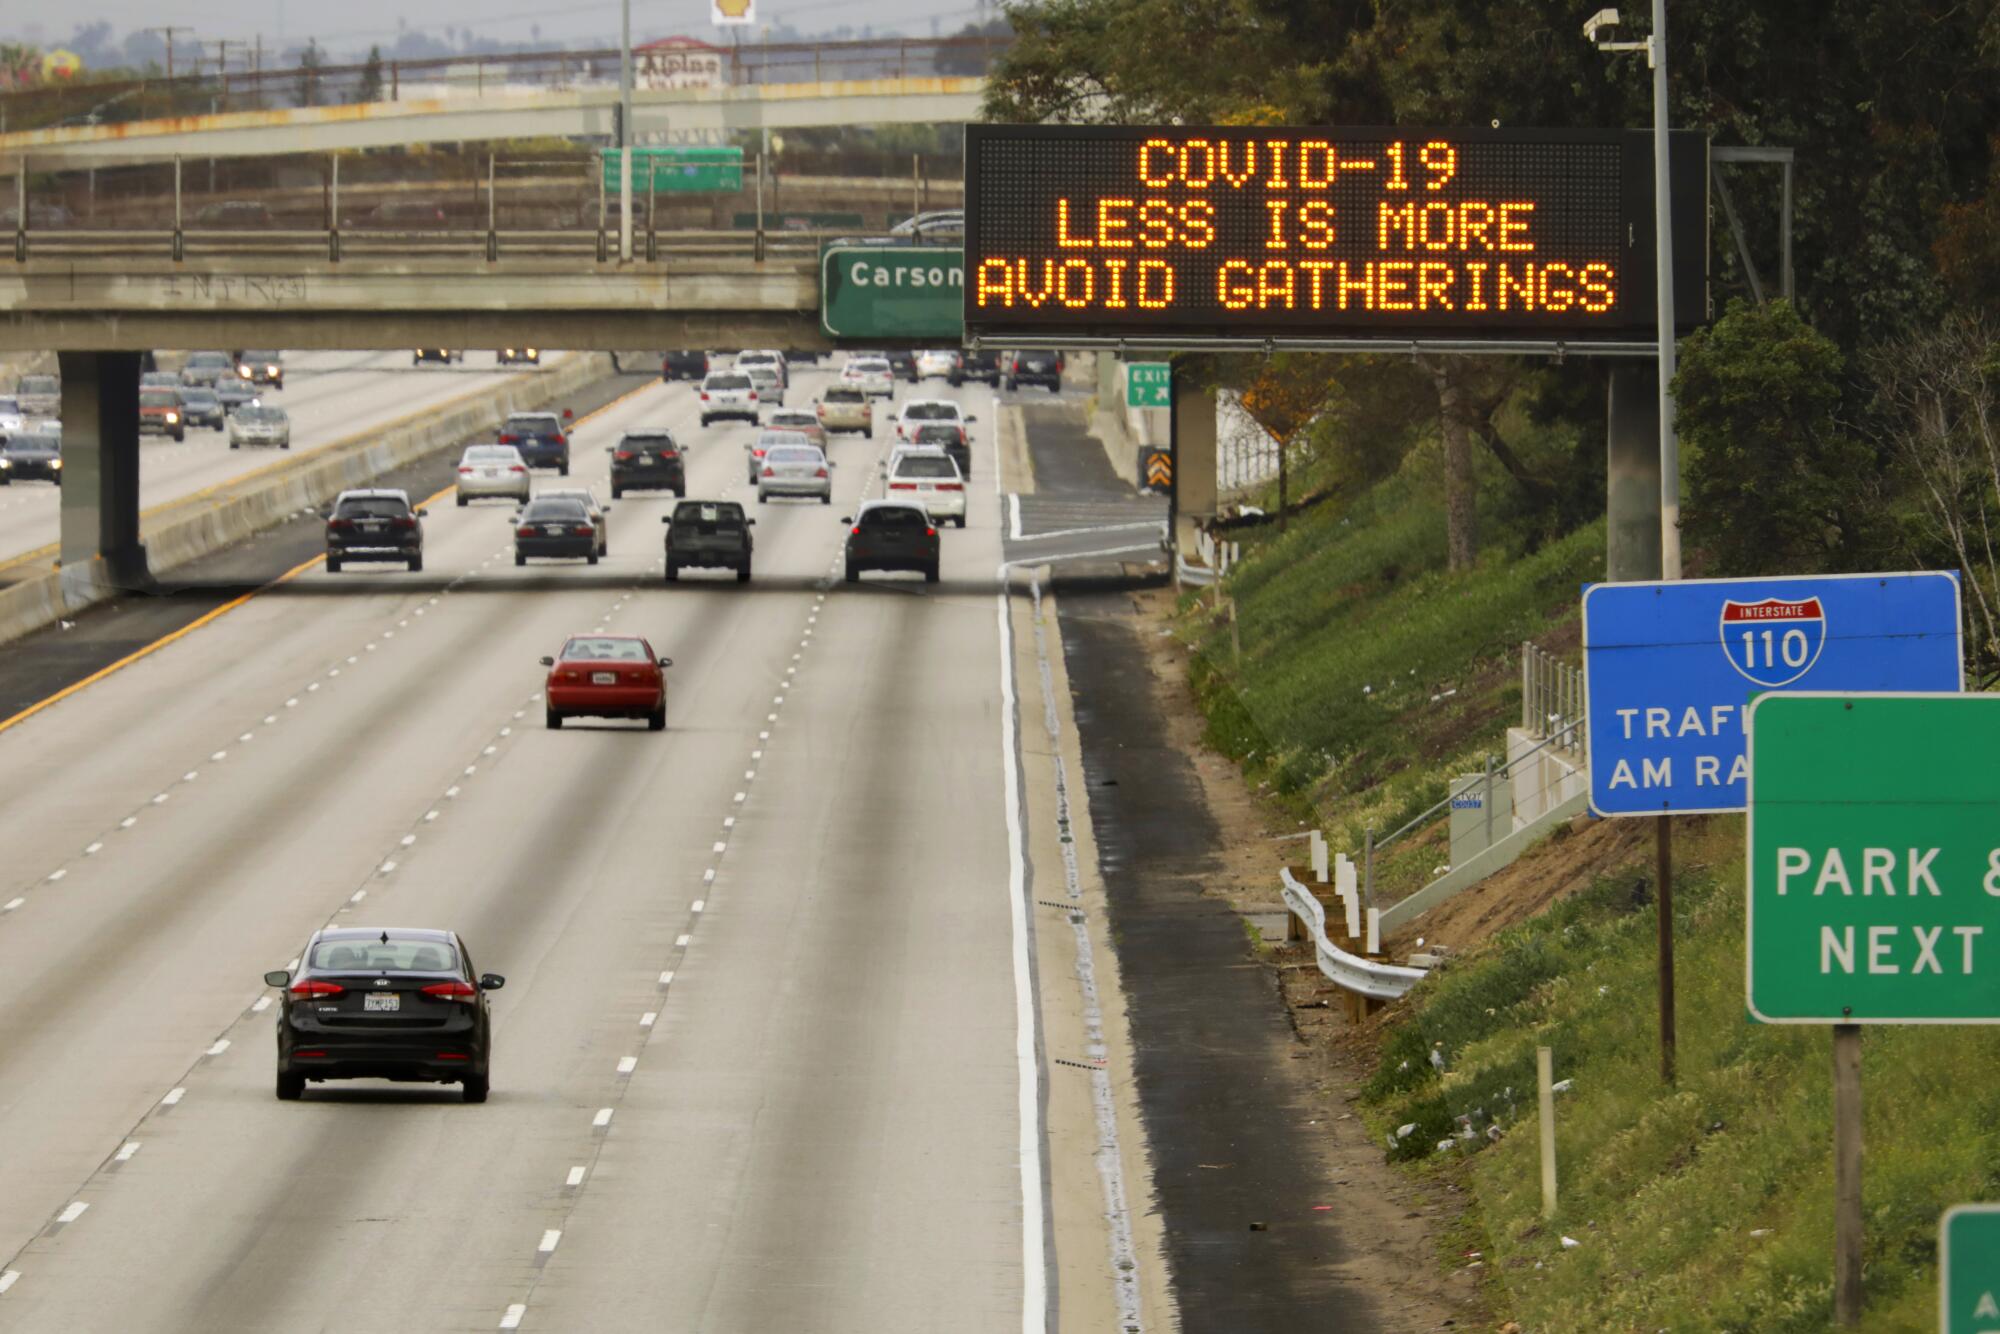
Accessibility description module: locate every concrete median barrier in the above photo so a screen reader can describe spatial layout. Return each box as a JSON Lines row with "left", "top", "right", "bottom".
{"left": 0, "top": 352, "right": 614, "bottom": 646}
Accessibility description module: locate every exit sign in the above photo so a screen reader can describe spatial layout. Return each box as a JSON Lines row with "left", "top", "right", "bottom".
{"left": 1942, "top": 1205, "right": 2000, "bottom": 1332}
{"left": 1127, "top": 362, "right": 1170, "bottom": 408}
{"left": 1747, "top": 694, "right": 2000, "bottom": 1024}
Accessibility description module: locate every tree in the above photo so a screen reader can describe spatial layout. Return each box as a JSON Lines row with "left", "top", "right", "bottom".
{"left": 356, "top": 45, "right": 385, "bottom": 104}
{"left": 1674, "top": 300, "right": 1872, "bottom": 577}
{"left": 296, "top": 40, "right": 324, "bottom": 109}
{"left": 1866, "top": 318, "right": 2000, "bottom": 669}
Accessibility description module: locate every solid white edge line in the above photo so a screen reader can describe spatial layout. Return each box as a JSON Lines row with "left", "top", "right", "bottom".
{"left": 997, "top": 561, "right": 1050, "bottom": 1333}
{"left": 1010, "top": 492, "right": 1023, "bottom": 540}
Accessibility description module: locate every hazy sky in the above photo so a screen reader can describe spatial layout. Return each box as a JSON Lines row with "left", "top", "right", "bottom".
{"left": 10, "top": 0, "right": 991, "bottom": 55}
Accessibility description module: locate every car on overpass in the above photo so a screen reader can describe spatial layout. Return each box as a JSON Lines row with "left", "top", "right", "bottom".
{"left": 228, "top": 405, "right": 291, "bottom": 449}
{"left": 542, "top": 635, "right": 672, "bottom": 731}
{"left": 325, "top": 489, "right": 426, "bottom": 573}
{"left": 890, "top": 209, "right": 965, "bottom": 244}
{"left": 609, "top": 430, "right": 687, "bottom": 498}
{"left": 455, "top": 444, "right": 532, "bottom": 505}
{"left": 138, "top": 387, "right": 186, "bottom": 441}
{"left": 843, "top": 499, "right": 940, "bottom": 584}
{"left": 513, "top": 496, "right": 598, "bottom": 566}
{"left": 663, "top": 499, "right": 754, "bottom": 583}
{"left": 14, "top": 374, "right": 60, "bottom": 418}
{"left": 180, "top": 351, "right": 236, "bottom": 388}
{"left": 413, "top": 348, "right": 464, "bottom": 366}
{"left": 235, "top": 350, "right": 284, "bottom": 389}
{"left": 662, "top": 350, "right": 710, "bottom": 381}
{"left": 265, "top": 927, "right": 503, "bottom": 1103}
{"left": 498, "top": 347, "right": 541, "bottom": 365}
{"left": 499, "top": 411, "right": 572, "bottom": 474}
{"left": 0, "top": 431, "right": 61, "bottom": 485}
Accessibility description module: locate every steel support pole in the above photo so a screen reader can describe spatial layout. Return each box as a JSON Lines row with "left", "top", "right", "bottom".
{"left": 1833, "top": 1024, "right": 1863, "bottom": 1324}
{"left": 618, "top": 0, "right": 634, "bottom": 262}
{"left": 172, "top": 156, "right": 184, "bottom": 262}
{"left": 1649, "top": 0, "right": 1680, "bottom": 580}
{"left": 1656, "top": 814, "right": 1676, "bottom": 1084}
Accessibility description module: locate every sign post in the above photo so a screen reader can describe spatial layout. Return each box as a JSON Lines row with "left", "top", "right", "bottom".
{"left": 1748, "top": 693, "right": 2000, "bottom": 1324}
{"left": 1942, "top": 1204, "right": 2000, "bottom": 1332}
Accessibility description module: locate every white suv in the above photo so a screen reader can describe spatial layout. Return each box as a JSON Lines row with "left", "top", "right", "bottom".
{"left": 894, "top": 398, "right": 974, "bottom": 443}
{"left": 841, "top": 358, "right": 895, "bottom": 399}
{"left": 734, "top": 349, "right": 788, "bottom": 389}
{"left": 885, "top": 447, "right": 967, "bottom": 527}
{"left": 699, "top": 372, "right": 760, "bottom": 426}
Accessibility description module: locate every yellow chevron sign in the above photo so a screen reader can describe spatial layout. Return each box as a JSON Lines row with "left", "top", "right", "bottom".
{"left": 1144, "top": 450, "right": 1172, "bottom": 489}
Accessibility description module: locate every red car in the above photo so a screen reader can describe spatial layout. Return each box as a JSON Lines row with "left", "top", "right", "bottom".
{"left": 541, "top": 635, "right": 673, "bottom": 731}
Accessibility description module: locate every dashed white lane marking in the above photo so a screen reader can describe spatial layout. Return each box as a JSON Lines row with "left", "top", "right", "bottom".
{"left": 774, "top": 695, "right": 785, "bottom": 705}
{"left": 657, "top": 971, "right": 674, "bottom": 985}
{"left": 425, "top": 810, "right": 440, "bottom": 822}
{"left": 252, "top": 996, "right": 272, "bottom": 1013}
{"left": 675, "top": 934, "right": 691, "bottom": 947}
{"left": 46, "top": 869, "right": 65, "bottom": 883}
{"left": 114, "top": 1142, "right": 140, "bottom": 1163}
{"left": 55, "top": 1202, "right": 88, "bottom": 1225}
{"left": 183, "top": 770, "right": 199, "bottom": 781}
{"left": 0, "top": 1271, "right": 21, "bottom": 1294}
{"left": 538, "top": 1230, "right": 562, "bottom": 1254}
{"left": 464, "top": 765, "right": 478, "bottom": 776}
{"left": 3, "top": 899, "right": 24, "bottom": 913}
{"left": 446, "top": 786, "right": 461, "bottom": 798}
{"left": 592, "top": 1108, "right": 614, "bottom": 1128}
{"left": 724, "top": 818, "right": 735, "bottom": 829}
{"left": 285, "top": 698, "right": 298, "bottom": 708}
{"left": 499, "top": 1304, "right": 526, "bottom": 1329}
{"left": 307, "top": 683, "right": 320, "bottom": 693}
{"left": 206, "top": 1040, "right": 230, "bottom": 1057}
{"left": 732, "top": 792, "right": 746, "bottom": 804}
{"left": 120, "top": 817, "right": 137, "bottom": 829}
{"left": 711, "top": 841, "right": 726, "bottom": 853}
{"left": 691, "top": 899, "right": 705, "bottom": 913}
{"left": 701, "top": 869, "right": 715, "bottom": 885}
{"left": 767, "top": 713, "right": 777, "bottom": 722}
{"left": 759, "top": 731, "right": 770, "bottom": 741}
{"left": 640, "top": 1012, "right": 657, "bottom": 1027}
{"left": 400, "top": 834, "right": 418, "bottom": 846}
{"left": 566, "top": 1166, "right": 587, "bottom": 1187}
{"left": 263, "top": 714, "right": 277, "bottom": 724}
{"left": 239, "top": 732, "right": 253, "bottom": 742}
{"left": 350, "top": 890, "right": 367, "bottom": 904}
{"left": 151, "top": 793, "right": 170, "bottom": 805}
{"left": 483, "top": 745, "right": 497, "bottom": 756}
{"left": 751, "top": 750, "right": 763, "bottom": 761}
{"left": 500, "top": 727, "right": 512, "bottom": 737}
{"left": 211, "top": 751, "right": 227, "bottom": 762}
{"left": 379, "top": 861, "right": 397, "bottom": 875}
{"left": 616, "top": 1057, "right": 638, "bottom": 1075}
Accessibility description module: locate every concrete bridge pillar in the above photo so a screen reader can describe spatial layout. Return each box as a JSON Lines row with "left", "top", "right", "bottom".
{"left": 57, "top": 350, "right": 148, "bottom": 603}
{"left": 1171, "top": 380, "right": 1218, "bottom": 560}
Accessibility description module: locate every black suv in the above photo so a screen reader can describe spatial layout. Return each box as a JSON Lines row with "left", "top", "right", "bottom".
{"left": 499, "top": 411, "right": 571, "bottom": 473}
{"left": 885, "top": 349, "right": 920, "bottom": 383}
{"left": 844, "top": 500, "right": 939, "bottom": 584}
{"left": 663, "top": 499, "right": 754, "bottom": 583}
{"left": 662, "top": 350, "right": 709, "bottom": 381}
{"left": 325, "top": 489, "right": 425, "bottom": 573}
{"left": 949, "top": 349, "right": 1002, "bottom": 387}
{"left": 1003, "top": 350, "right": 1064, "bottom": 392}
{"left": 610, "top": 430, "right": 687, "bottom": 498}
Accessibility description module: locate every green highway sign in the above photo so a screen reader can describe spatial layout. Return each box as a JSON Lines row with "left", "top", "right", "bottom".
{"left": 819, "top": 245, "right": 964, "bottom": 340}
{"left": 1747, "top": 694, "right": 2000, "bottom": 1024}
{"left": 1942, "top": 1205, "right": 2000, "bottom": 1332}
{"left": 600, "top": 146, "right": 743, "bottom": 193}
{"left": 1127, "top": 362, "right": 1171, "bottom": 408}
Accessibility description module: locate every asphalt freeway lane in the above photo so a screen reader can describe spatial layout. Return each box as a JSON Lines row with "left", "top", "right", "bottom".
{"left": 0, "top": 363, "right": 1035, "bottom": 1331}
{"left": 0, "top": 350, "right": 565, "bottom": 571}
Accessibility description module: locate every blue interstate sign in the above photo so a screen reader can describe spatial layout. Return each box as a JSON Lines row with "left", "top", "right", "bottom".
{"left": 1581, "top": 572, "right": 1963, "bottom": 816}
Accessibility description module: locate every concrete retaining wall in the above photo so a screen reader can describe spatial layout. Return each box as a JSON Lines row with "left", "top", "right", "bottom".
{"left": 0, "top": 351, "right": 614, "bottom": 646}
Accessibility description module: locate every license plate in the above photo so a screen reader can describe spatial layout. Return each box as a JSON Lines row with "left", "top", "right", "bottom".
{"left": 544, "top": 525, "right": 563, "bottom": 535}
{"left": 364, "top": 992, "right": 400, "bottom": 1012}
{"left": 592, "top": 671, "right": 617, "bottom": 685}
{"left": 361, "top": 521, "right": 384, "bottom": 531}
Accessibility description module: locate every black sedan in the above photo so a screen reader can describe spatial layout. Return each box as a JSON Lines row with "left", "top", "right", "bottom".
{"left": 662, "top": 350, "right": 709, "bottom": 381}
{"left": 0, "top": 432, "right": 61, "bottom": 485}
{"left": 514, "top": 496, "right": 599, "bottom": 565}
{"left": 844, "top": 499, "right": 940, "bottom": 583}
{"left": 610, "top": 429, "right": 686, "bottom": 498}
{"left": 265, "top": 927, "right": 504, "bottom": 1103}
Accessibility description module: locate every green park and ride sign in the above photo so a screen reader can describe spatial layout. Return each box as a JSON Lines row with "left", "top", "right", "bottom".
{"left": 1747, "top": 693, "right": 2000, "bottom": 1024}
{"left": 819, "top": 245, "right": 964, "bottom": 341}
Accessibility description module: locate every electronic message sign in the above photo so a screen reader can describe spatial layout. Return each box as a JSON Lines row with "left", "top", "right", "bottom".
{"left": 963, "top": 124, "right": 1707, "bottom": 342}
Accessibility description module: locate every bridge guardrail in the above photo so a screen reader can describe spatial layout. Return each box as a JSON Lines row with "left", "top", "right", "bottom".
{"left": 6, "top": 227, "right": 840, "bottom": 263}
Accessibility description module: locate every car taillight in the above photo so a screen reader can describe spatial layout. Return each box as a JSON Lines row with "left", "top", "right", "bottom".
{"left": 889, "top": 482, "right": 916, "bottom": 490}
{"left": 700, "top": 392, "right": 710, "bottom": 401}
{"left": 748, "top": 391, "right": 758, "bottom": 401}
{"left": 814, "top": 467, "right": 828, "bottom": 478}
{"left": 328, "top": 518, "right": 353, "bottom": 531}
{"left": 289, "top": 980, "right": 345, "bottom": 998}
{"left": 574, "top": 525, "right": 594, "bottom": 536}
{"left": 762, "top": 466, "right": 775, "bottom": 477}
{"left": 393, "top": 517, "right": 416, "bottom": 529}
{"left": 851, "top": 526, "right": 862, "bottom": 535}
{"left": 499, "top": 433, "right": 518, "bottom": 443}
{"left": 615, "top": 451, "right": 637, "bottom": 461}
{"left": 927, "top": 526, "right": 938, "bottom": 537}
{"left": 421, "top": 981, "right": 479, "bottom": 1004}
{"left": 938, "top": 482, "right": 963, "bottom": 491}
{"left": 660, "top": 450, "right": 678, "bottom": 460}
{"left": 457, "top": 466, "right": 473, "bottom": 474}
{"left": 517, "top": 527, "right": 536, "bottom": 537}
{"left": 509, "top": 465, "right": 526, "bottom": 474}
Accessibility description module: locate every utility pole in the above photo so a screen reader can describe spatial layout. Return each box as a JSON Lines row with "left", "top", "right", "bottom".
{"left": 617, "top": 0, "right": 635, "bottom": 262}
{"left": 146, "top": 27, "right": 195, "bottom": 80}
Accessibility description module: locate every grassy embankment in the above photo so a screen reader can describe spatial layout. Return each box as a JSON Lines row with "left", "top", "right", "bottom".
{"left": 1183, "top": 442, "right": 1993, "bottom": 1328}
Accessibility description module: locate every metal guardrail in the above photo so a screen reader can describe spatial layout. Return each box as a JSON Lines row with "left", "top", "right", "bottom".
{"left": 1279, "top": 868, "right": 1428, "bottom": 1001}
{"left": 6, "top": 225, "right": 837, "bottom": 264}
{"left": 1522, "top": 639, "right": 1587, "bottom": 763}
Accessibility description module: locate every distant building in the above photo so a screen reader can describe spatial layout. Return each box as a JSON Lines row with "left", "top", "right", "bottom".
{"left": 635, "top": 37, "right": 729, "bottom": 91}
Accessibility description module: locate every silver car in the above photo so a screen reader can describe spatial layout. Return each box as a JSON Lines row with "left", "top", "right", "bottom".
{"left": 747, "top": 428, "right": 813, "bottom": 484}
{"left": 756, "top": 443, "right": 833, "bottom": 505}
{"left": 228, "top": 405, "right": 291, "bottom": 449}
{"left": 743, "top": 363, "right": 786, "bottom": 409}
{"left": 455, "top": 444, "right": 532, "bottom": 506}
